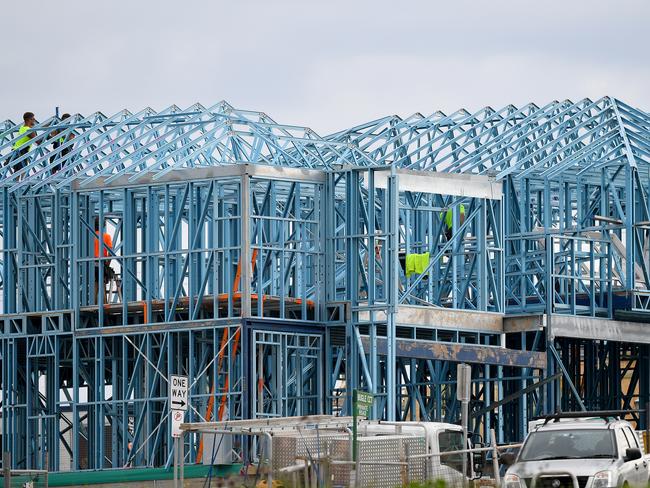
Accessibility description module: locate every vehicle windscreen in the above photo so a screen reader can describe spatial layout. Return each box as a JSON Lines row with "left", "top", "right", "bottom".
{"left": 519, "top": 429, "right": 616, "bottom": 461}
{"left": 438, "top": 430, "right": 465, "bottom": 473}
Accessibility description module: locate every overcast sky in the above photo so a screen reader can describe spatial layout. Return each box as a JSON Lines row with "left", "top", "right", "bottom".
{"left": 1, "top": 0, "right": 648, "bottom": 134}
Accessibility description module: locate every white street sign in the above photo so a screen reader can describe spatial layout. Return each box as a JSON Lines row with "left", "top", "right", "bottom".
{"left": 171, "top": 409, "right": 184, "bottom": 438}
{"left": 170, "top": 374, "right": 189, "bottom": 411}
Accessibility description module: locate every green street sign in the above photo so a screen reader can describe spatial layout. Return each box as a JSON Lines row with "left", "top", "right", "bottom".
{"left": 352, "top": 389, "right": 375, "bottom": 462}
{"left": 353, "top": 390, "right": 374, "bottom": 418}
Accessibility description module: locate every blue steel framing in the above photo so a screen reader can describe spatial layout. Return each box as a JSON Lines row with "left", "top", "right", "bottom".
{"left": 0, "top": 97, "right": 648, "bottom": 470}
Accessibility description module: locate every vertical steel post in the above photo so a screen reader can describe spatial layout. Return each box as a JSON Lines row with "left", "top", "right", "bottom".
{"left": 386, "top": 169, "right": 399, "bottom": 421}
{"left": 241, "top": 174, "right": 251, "bottom": 319}
{"left": 478, "top": 199, "right": 487, "bottom": 311}
{"left": 545, "top": 233, "right": 556, "bottom": 414}
{"left": 368, "top": 172, "right": 378, "bottom": 419}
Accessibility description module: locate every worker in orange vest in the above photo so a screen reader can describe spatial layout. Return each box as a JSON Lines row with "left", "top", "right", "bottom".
{"left": 94, "top": 218, "right": 114, "bottom": 304}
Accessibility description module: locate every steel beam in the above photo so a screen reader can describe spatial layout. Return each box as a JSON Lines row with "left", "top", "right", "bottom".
{"left": 361, "top": 336, "right": 547, "bottom": 369}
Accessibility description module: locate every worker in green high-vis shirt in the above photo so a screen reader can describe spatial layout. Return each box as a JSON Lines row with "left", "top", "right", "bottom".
{"left": 50, "top": 113, "right": 74, "bottom": 173}
{"left": 6, "top": 112, "right": 37, "bottom": 177}
{"left": 444, "top": 204, "right": 465, "bottom": 240}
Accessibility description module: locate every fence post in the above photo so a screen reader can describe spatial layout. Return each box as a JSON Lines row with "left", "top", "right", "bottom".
{"left": 323, "top": 456, "right": 332, "bottom": 488}
{"left": 3, "top": 452, "right": 10, "bottom": 488}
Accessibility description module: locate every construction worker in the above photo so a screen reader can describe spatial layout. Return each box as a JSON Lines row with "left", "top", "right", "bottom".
{"left": 50, "top": 113, "right": 74, "bottom": 173}
{"left": 124, "top": 441, "right": 134, "bottom": 467}
{"left": 94, "top": 218, "right": 114, "bottom": 304}
{"left": 444, "top": 204, "right": 465, "bottom": 240}
{"left": 6, "top": 112, "right": 37, "bottom": 177}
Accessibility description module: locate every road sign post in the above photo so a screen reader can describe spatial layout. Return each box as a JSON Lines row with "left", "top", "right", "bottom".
{"left": 170, "top": 374, "right": 189, "bottom": 488}
{"left": 457, "top": 363, "right": 471, "bottom": 486}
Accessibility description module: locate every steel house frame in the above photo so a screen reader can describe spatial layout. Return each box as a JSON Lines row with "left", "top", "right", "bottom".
{"left": 0, "top": 97, "right": 648, "bottom": 471}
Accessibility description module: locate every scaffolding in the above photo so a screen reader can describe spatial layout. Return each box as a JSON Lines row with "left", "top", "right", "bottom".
{"left": 0, "top": 97, "right": 648, "bottom": 471}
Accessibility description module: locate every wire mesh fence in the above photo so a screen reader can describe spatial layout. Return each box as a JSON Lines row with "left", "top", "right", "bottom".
{"left": 1, "top": 454, "right": 48, "bottom": 488}
{"left": 180, "top": 422, "right": 521, "bottom": 488}
{"left": 1, "top": 475, "right": 49, "bottom": 488}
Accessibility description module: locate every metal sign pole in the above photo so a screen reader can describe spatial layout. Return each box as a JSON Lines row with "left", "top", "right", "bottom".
{"left": 490, "top": 428, "right": 501, "bottom": 485}
{"left": 457, "top": 363, "right": 472, "bottom": 487}
{"left": 461, "top": 399, "right": 469, "bottom": 484}
{"left": 173, "top": 437, "right": 179, "bottom": 488}
{"left": 180, "top": 434, "right": 185, "bottom": 487}
{"left": 351, "top": 389, "right": 373, "bottom": 488}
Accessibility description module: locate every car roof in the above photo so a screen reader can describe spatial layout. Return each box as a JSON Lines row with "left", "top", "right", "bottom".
{"left": 532, "top": 418, "right": 631, "bottom": 431}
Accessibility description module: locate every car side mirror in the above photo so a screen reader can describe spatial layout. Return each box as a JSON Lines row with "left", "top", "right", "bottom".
{"left": 499, "top": 452, "right": 516, "bottom": 466}
{"left": 472, "top": 452, "right": 485, "bottom": 478}
{"left": 473, "top": 451, "right": 485, "bottom": 467}
{"left": 624, "top": 448, "right": 642, "bottom": 462}
{"left": 471, "top": 452, "right": 485, "bottom": 479}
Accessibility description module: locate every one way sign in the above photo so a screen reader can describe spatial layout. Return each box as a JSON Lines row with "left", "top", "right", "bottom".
{"left": 169, "top": 374, "right": 189, "bottom": 411}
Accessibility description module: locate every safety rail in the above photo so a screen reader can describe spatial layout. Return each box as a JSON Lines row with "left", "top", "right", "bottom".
{"left": 178, "top": 418, "right": 524, "bottom": 488}
{"left": 632, "top": 289, "right": 650, "bottom": 312}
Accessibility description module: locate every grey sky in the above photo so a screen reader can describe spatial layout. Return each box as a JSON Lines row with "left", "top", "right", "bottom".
{"left": 1, "top": 0, "right": 648, "bottom": 134}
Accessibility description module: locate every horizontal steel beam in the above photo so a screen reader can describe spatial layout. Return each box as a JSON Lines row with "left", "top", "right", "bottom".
{"left": 362, "top": 336, "right": 547, "bottom": 369}
{"left": 359, "top": 306, "right": 504, "bottom": 333}
{"left": 73, "top": 318, "right": 241, "bottom": 337}
{"left": 366, "top": 168, "right": 503, "bottom": 200}
{"left": 503, "top": 314, "right": 545, "bottom": 333}
{"left": 505, "top": 313, "right": 650, "bottom": 344}
{"left": 550, "top": 314, "right": 650, "bottom": 344}
{"left": 72, "top": 163, "right": 327, "bottom": 190}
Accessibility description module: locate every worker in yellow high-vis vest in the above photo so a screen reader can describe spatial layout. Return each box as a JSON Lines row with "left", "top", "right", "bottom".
{"left": 444, "top": 204, "right": 465, "bottom": 240}
{"left": 6, "top": 112, "right": 37, "bottom": 176}
{"left": 50, "top": 113, "right": 74, "bottom": 173}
